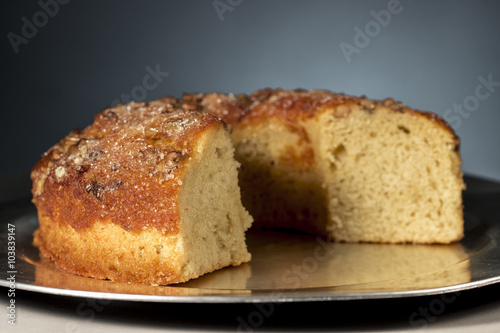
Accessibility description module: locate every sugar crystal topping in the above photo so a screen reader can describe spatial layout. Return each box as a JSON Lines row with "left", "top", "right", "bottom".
{"left": 32, "top": 100, "right": 219, "bottom": 233}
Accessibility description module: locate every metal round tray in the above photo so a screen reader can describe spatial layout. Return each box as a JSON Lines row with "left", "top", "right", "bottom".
{"left": 1, "top": 187, "right": 499, "bottom": 303}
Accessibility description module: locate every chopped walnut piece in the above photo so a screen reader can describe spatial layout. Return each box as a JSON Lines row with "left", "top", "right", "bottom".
{"left": 107, "top": 180, "right": 122, "bottom": 191}
{"left": 182, "top": 102, "right": 198, "bottom": 111}
{"left": 88, "top": 149, "right": 103, "bottom": 161}
{"left": 359, "top": 98, "right": 376, "bottom": 112}
{"left": 55, "top": 166, "right": 66, "bottom": 179}
{"left": 51, "top": 150, "right": 61, "bottom": 160}
{"left": 165, "top": 150, "right": 182, "bottom": 167}
{"left": 335, "top": 104, "right": 351, "bottom": 118}
{"left": 382, "top": 98, "right": 406, "bottom": 112}
{"left": 103, "top": 110, "right": 118, "bottom": 119}
{"left": 86, "top": 180, "right": 104, "bottom": 201}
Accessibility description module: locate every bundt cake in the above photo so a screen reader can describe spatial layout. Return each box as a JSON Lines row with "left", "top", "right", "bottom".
{"left": 183, "top": 89, "right": 464, "bottom": 244}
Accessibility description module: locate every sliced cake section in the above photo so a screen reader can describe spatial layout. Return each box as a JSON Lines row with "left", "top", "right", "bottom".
{"left": 31, "top": 99, "right": 252, "bottom": 285}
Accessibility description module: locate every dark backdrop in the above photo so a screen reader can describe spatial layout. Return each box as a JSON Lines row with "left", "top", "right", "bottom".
{"left": 2, "top": 0, "right": 500, "bottom": 181}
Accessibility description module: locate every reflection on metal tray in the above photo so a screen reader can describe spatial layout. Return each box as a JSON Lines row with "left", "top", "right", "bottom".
{"left": 0, "top": 175, "right": 499, "bottom": 303}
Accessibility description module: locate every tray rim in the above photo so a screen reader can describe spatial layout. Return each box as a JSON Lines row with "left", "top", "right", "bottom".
{"left": 1, "top": 173, "right": 500, "bottom": 303}
{"left": 1, "top": 204, "right": 500, "bottom": 303}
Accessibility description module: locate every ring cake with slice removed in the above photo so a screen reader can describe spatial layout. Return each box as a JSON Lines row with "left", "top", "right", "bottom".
{"left": 182, "top": 88, "right": 465, "bottom": 244}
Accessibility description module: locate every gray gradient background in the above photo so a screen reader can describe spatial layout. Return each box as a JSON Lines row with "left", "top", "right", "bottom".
{"left": 2, "top": 0, "right": 500, "bottom": 181}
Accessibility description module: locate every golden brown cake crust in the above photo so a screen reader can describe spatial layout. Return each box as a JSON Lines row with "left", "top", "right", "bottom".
{"left": 182, "top": 88, "right": 460, "bottom": 151}
{"left": 31, "top": 101, "right": 222, "bottom": 234}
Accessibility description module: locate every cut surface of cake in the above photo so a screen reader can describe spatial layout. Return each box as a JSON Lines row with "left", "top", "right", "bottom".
{"left": 182, "top": 89, "right": 465, "bottom": 244}
{"left": 31, "top": 99, "right": 253, "bottom": 285}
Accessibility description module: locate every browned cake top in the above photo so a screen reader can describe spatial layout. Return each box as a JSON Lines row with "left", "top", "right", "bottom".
{"left": 182, "top": 88, "right": 458, "bottom": 146}
{"left": 31, "top": 101, "right": 222, "bottom": 233}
